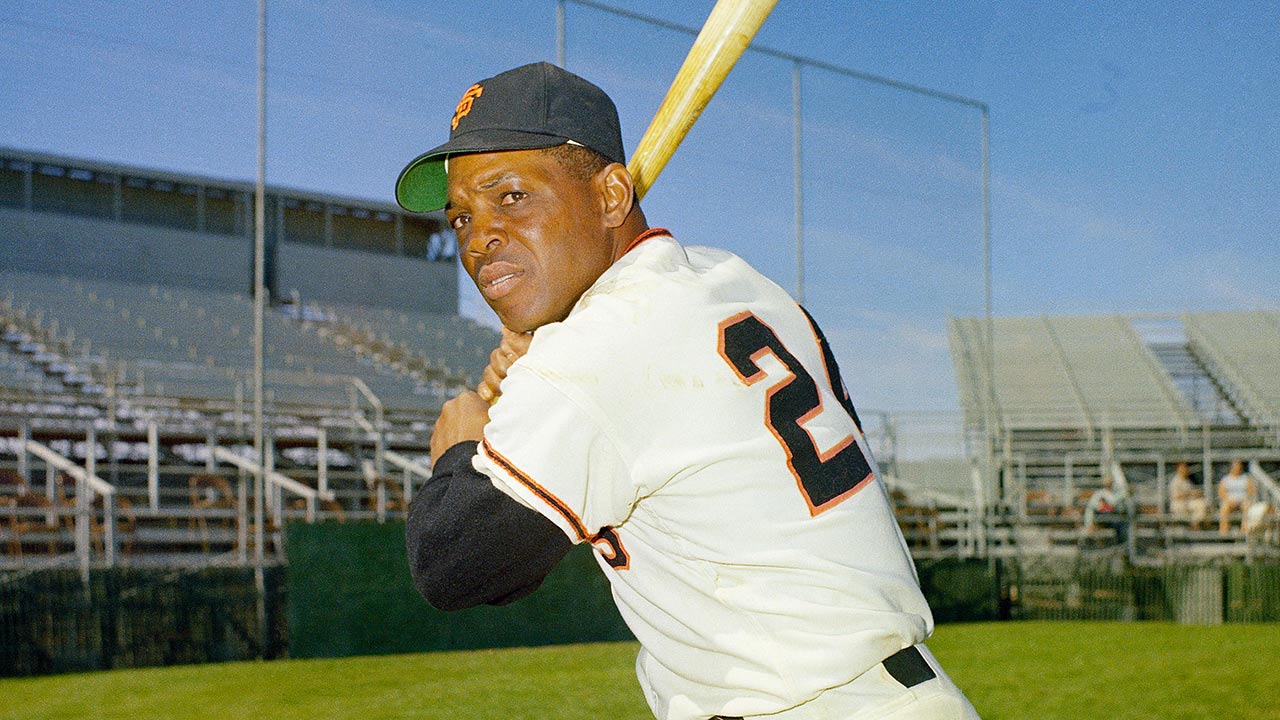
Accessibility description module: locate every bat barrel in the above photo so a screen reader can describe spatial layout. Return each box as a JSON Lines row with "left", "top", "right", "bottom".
{"left": 626, "top": 0, "right": 778, "bottom": 200}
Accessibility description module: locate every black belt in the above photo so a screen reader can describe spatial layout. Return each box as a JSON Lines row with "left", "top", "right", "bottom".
{"left": 882, "top": 644, "right": 936, "bottom": 688}
{"left": 711, "top": 645, "right": 936, "bottom": 720}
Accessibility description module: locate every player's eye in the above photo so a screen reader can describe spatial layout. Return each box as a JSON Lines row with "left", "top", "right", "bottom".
{"left": 450, "top": 213, "right": 470, "bottom": 231}
{"left": 499, "top": 190, "right": 527, "bottom": 206}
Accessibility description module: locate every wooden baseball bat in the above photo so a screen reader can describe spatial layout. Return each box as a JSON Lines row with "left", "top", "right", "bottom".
{"left": 627, "top": 0, "right": 778, "bottom": 200}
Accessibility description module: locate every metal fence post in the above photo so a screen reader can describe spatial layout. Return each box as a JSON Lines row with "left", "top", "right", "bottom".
{"left": 148, "top": 421, "right": 159, "bottom": 511}
{"left": 76, "top": 472, "right": 90, "bottom": 585}
{"left": 317, "top": 428, "right": 328, "bottom": 498}
{"left": 18, "top": 423, "right": 29, "bottom": 482}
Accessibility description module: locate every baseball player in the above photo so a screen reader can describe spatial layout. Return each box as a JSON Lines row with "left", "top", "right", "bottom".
{"left": 399, "top": 62, "right": 980, "bottom": 720}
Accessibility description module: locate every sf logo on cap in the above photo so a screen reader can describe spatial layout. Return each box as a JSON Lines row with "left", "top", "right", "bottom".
{"left": 452, "top": 83, "right": 484, "bottom": 130}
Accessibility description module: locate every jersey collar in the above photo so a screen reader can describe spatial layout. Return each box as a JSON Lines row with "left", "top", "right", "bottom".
{"left": 621, "top": 227, "right": 672, "bottom": 256}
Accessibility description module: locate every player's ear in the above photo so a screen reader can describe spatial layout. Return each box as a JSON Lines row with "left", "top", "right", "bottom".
{"left": 597, "top": 162, "right": 634, "bottom": 229}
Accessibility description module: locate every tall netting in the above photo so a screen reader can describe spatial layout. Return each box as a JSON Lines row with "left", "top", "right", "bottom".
{"left": 560, "top": 2, "right": 988, "bottom": 500}
{"left": 2, "top": 3, "right": 988, "bottom": 473}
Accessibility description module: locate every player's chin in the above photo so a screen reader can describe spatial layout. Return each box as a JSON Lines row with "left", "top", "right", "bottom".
{"left": 493, "top": 306, "right": 557, "bottom": 335}
{"left": 489, "top": 305, "right": 537, "bottom": 335}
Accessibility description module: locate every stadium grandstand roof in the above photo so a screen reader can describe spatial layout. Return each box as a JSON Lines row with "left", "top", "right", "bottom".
{"left": 948, "top": 312, "right": 1280, "bottom": 435}
{"left": 1, "top": 145, "right": 418, "bottom": 218}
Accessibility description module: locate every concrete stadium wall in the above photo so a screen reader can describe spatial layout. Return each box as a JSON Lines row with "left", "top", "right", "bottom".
{"left": 278, "top": 242, "right": 456, "bottom": 312}
{"left": 0, "top": 207, "right": 456, "bottom": 312}
{"left": 0, "top": 206, "right": 249, "bottom": 291}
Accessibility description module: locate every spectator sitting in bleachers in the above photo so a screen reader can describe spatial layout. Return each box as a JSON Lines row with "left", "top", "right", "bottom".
{"left": 1218, "top": 460, "right": 1255, "bottom": 536}
{"left": 1084, "top": 471, "right": 1134, "bottom": 548}
{"left": 1169, "top": 462, "right": 1209, "bottom": 529}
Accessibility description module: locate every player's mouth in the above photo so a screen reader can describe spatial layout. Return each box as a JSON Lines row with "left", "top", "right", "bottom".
{"left": 477, "top": 261, "right": 524, "bottom": 301}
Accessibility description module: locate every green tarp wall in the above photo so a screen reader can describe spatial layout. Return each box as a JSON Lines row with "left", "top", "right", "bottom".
{"left": 286, "top": 521, "right": 632, "bottom": 659}
{"left": 286, "top": 522, "right": 1280, "bottom": 661}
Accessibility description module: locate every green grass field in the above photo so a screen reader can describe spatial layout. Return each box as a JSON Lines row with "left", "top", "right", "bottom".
{"left": 3, "top": 622, "right": 1277, "bottom": 720}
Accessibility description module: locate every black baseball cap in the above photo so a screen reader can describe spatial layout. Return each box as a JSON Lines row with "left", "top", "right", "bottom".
{"left": 395, "top": 62, "right": 626, "bottom": 213}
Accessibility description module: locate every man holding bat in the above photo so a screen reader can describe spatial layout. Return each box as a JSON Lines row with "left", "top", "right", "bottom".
{"left": 398, "top": 61, "right": 979, "bottom": 720}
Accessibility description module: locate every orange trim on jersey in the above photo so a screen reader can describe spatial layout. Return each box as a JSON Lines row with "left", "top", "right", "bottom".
{"left": 480, "top": 439, "right": 589, "bottom": 541}
{"left": 591, "top": 527, "right": 631, "bottom": 570}
{"left": 622, "top": 227, "right": 671, "bottom": 255}
{"left": 480, "top": 439, "right": 632, "bottom": 569}
{"left": 798, "top": 400, "right": 857, "bottom": 463}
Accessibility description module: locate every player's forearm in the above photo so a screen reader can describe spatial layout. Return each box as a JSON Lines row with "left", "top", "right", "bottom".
{"left": 406, "top": 441, "right": 573, "bottom": 611}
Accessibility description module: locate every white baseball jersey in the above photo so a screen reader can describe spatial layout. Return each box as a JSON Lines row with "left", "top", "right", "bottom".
{"left": 474, "top": 230, "right": 933, "bottom": 720}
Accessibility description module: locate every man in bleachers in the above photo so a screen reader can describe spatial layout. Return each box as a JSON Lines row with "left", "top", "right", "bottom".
{"left": 1168, "top": 462, "right": 1209, "bottom": 530}
{"left": 1217, "top": 460, "right": 1255, "bottom": 536}
{"left": 1084, "top": 470, "right": 1134, "bottom": 550}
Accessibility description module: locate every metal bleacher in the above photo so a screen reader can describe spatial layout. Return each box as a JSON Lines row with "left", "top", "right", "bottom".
{"left": 0, "top": 270, "right": 470, "bottom": 410}
{"left": 949, "top": 312, "right": 1280, "bottom": 563}
{"left": 950, "top": 314, "right": 1196, "bottom": 434}
{"left": 326, "top": 302, "right": 495, "bottom": 389}
{"left": 1, "top": 268, "right": 498, "bottom": 570}
{"left": 1184, "top": 310, "right": 1280, "bottom": 434}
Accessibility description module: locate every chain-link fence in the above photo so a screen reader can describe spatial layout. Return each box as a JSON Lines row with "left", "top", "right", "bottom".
{"left": 4, "top": 528, "right": 1278, "bottom": 678}
{"left": 1006, "top": 556, "right": 1280, "bottom": 623}
{"left": 0, "top": 564, "right": 285, "bottom": 677}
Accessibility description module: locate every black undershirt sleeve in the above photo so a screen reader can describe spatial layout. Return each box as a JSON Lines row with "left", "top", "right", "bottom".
{"left": 405, "top": 441, "right": 574, "bottom": 611}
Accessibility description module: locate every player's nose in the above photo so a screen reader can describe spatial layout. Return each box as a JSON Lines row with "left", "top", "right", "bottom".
{"left": 463, "top": 209, "right": 505, "bottom": 257}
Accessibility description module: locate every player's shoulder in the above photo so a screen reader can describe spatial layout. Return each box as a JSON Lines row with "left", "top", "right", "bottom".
{"left": 591, "top": 234, "right": 783, "bottom": 313}
{"left": 523, "top": 233, "right": 798, "bottom": 370}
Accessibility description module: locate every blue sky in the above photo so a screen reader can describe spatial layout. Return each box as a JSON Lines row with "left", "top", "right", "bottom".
{"left": 2, "top": 0, "right": 1277, "bottom": 418}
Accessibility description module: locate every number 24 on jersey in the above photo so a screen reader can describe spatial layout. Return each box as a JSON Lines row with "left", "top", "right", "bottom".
{"left": 717, "top": 309, "right": 874, "bottom": 515}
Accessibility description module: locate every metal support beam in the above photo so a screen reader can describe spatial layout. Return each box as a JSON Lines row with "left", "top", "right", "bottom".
{"left": 556, "top": 0, "right": 566, "bottom": 67}
{"left": 17, "top": 424, "right": 29, "bottom": 482}
{"left": 317, "top": 428, "right": 328, "bottom": 499}
{"left": 792, "top": 61, "right": 804, "bottom": 304}
{"left": 254, "top": 0, "right": 269, "bottom": 656}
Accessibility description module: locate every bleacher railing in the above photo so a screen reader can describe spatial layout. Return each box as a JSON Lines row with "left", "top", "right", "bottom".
{"left": 349, "top": 376, "right": 385, "bottom": 475}
{"left": 24, "top": 439, "right": 117, "bottom": 571}
{"left": 1249, "top": 461, "right": 1280, "bottom": 537}
{"left": 212, "top": 447, "right": 333, "bottom": 524}
{"left": 384, "top": 450, "right": 430, "bottom": 505}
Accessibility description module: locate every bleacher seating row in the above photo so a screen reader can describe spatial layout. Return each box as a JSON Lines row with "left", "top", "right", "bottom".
{"left": 0, "top": 266, "right": 508, "bottom": 568}
{"left": 951, "top": 311, "right": 1280, "bottom": 435}
{"left": 5, "top": 275, "right": 1278, "bottom": 568}
{"left": 1184, "top": 311, "right": 1280, "bottom": 429}
{"left": 1, "top": 269, "right": 499, "bottom": 412}
{"left": 949, "top": 314, "right": 1197, "bottom": 432}
{"left": 0, "top": 430, "right": 431, "bottom": 569}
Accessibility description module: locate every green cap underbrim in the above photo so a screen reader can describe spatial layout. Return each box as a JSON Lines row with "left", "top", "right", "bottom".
{"left": 394, "top": 129, "right": 589, "bottom": 214}
{"left": 395, "top": 156, "right": 448, "bottom": 213}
